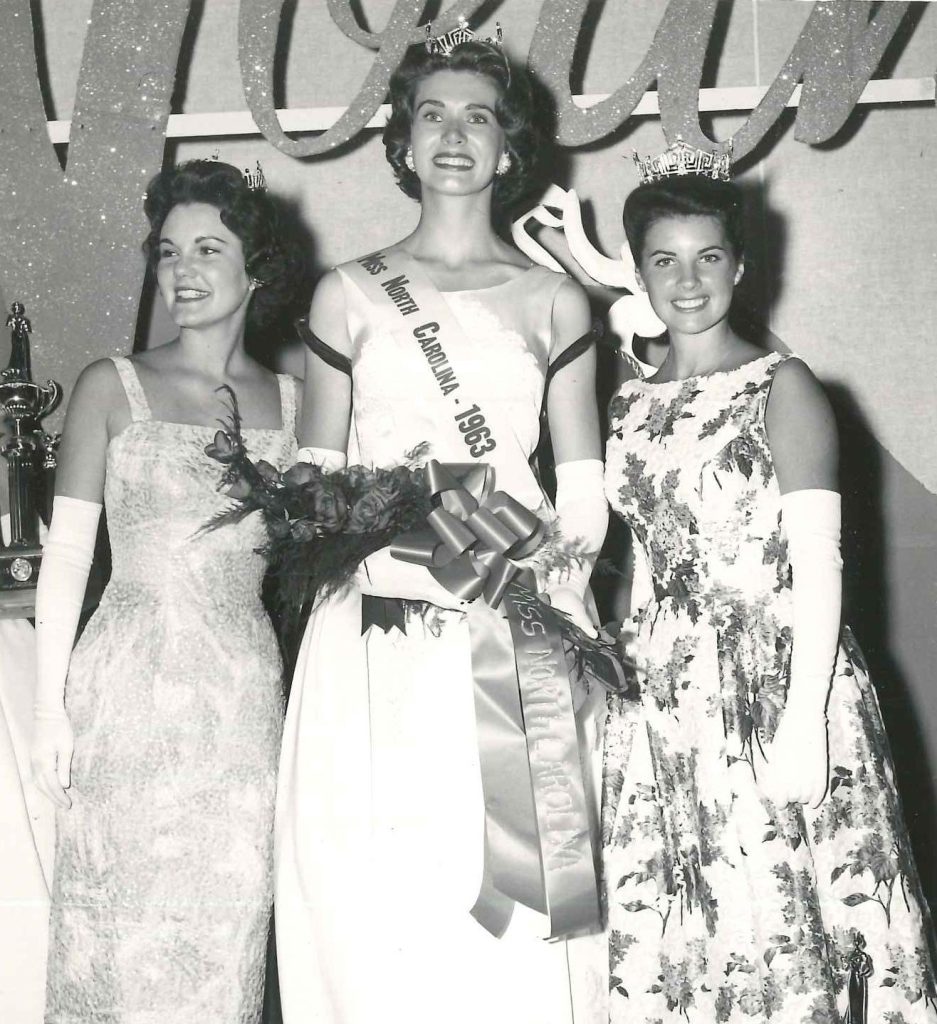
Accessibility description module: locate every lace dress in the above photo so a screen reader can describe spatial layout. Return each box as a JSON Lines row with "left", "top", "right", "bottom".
{"left": 603, "top": 352, "right": 937, "bottom": 1023}
{"left": 45, "top": 357, "right": 297, "bottom": 1024}
{"left": 274, "top": 264, "right": 607, "bottom": 1024}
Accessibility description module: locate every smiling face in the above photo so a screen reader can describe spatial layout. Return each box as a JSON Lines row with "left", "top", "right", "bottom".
{"left": 636, "top": 214, "right": 743, "bottom": 340}
{"left": 409, "top": 69, "right": 506, "bottom": 199}
{"left": 155, "top": 202, "right": 253, "bottom": 332}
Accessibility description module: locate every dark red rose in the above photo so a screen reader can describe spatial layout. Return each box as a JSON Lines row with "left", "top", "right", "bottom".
{"left": 346, "top": 484, "right": 400, "bottom": 534}
{"left": 309, "top": 482, "right": 348, "bottom": 533}
{"left": 267, "top": 515, "right": 292, "bottom": 540}
{"left": 283, "top": 462, "right": 321, "bottom": 488}
{"left": 290, "top": 519, "right": 319, "bottom": 542}
{"left": 205, "top": 430, "right": 241, "bottom": 464}
{"left": 255, "top": 460, "right": 282, "bottom": 485}
{"left": 224, "top": 476, "right": 252, "bottom": 500}
{"left": 342, "top": 465, "right": 372, "bottom": 494}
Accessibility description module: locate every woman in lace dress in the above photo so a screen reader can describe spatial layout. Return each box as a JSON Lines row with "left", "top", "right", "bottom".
{"left": 32, "top": 160, "right": 301, "bottom": 1023}
{"left": 274, "top": 36, "right": 609, "bottom": 1024}
{"left": 602, "top": 166, "right": 937, "bottom": 1022}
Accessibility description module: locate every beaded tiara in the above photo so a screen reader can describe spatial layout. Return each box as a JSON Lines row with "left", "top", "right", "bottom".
{"left": 425, "top": 17, "right": 503, "bottom": 56}
{"left": 633, "top": 138, "right": 732, "bottom": 184}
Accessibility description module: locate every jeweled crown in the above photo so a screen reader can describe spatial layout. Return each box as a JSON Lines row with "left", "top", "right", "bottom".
{"left": 243, "top": 160, "right": 267, "bottom": 192}
{"left": 425, "top": 17, "right": 503, "bottom": 56}
{"left": 208, "top": 151, "right": 267, "bottom": 192}
{"left": 633, "top": 138, "right": 732, "bottom": 184}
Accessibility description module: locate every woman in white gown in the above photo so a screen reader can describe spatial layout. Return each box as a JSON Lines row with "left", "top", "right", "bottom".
{"left": 275, "top": 33, "right": 609, "bottom": 1024}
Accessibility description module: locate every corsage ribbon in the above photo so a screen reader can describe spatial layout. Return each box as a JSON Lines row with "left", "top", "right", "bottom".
{"left": 391, "top": 460, "right": 600, "bottom": 939}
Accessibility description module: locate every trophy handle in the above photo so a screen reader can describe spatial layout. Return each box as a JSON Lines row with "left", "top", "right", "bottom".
{"left": 36, "top": 380, "right": 62, "bottom": 420}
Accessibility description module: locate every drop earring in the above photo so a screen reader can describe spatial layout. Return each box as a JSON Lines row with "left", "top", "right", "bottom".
{"left": 405, "top": 148, "right": 416, "bottom": 172}
{"left": 496, "top": 152, "right": 512, "bottom": 176}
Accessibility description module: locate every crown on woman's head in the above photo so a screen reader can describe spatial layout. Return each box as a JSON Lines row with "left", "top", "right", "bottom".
{"left": 425, "top": 17, "right": 503, "bottom": 56}
{"left": 208, "top": 151, "right": 267, "bottom": 192}
{"left": 242, "top": 161, "right": 267, "bottom": 192}
{"left": 633, "top": 138, "right": 732, "bottom": 184}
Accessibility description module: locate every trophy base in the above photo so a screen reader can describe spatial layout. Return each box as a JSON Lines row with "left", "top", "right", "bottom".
{"left": 0, "top": 546, "right": 40, "bottom": 618}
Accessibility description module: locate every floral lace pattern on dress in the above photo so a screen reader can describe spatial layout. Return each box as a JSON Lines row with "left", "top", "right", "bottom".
{"left": 45, "top": 359, "right": 298, "bottom": 1024}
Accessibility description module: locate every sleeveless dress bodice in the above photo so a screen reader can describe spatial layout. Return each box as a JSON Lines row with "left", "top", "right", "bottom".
{"left": 344, "top": 263, "right": 561, "bottom": 511}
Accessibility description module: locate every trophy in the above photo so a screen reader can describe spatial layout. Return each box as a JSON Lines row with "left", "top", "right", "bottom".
{"left": 0, "top": 302, "right": 62, "bottom": 614}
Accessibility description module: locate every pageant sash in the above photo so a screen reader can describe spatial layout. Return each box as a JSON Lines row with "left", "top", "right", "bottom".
{"left": 340, "top": 250, "right": 543, "bottom": 505}
{"left": 387, "top": 457, "right": 600, "bottom": 939}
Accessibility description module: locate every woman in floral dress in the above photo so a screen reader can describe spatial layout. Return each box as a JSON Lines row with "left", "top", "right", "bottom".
{"left": 602, "top": 163, "right": 937, "bottom": 1022}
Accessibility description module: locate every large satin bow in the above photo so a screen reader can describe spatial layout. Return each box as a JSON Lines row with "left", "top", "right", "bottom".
{"left": 390, "top": 459, "right": 544, "bottom": 608}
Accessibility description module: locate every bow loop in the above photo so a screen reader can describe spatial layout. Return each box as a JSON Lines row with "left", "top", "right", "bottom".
{"left": 391, "top": 459, "right": 544, "bottom": 611}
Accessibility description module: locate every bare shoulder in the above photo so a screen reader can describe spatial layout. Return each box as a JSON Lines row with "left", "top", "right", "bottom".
{"left": 551, "top": 274, "right": 592, "bottom": 351}
{"left": 308, "top": 269, "right": 351, "bottom": 353}
{"left": 70, "top": 357, "right": 124, "bottom": 409}
{"left": 767, "top": 356, "right": 834, "bottom": 428}
{"left": 766, "top": 355, "right": 838, "bottom": 490}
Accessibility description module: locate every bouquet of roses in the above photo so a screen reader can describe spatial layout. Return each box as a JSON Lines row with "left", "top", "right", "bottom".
{"left": 202, "top": 387, "right": 636, "bottom": 698}
{"left": 202, "top": 386, "right": 433, "bottom": 614}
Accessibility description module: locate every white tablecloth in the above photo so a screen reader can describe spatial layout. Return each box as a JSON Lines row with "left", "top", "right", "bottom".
{"left": 0, "top": 513, "right": 54, "bottom": 1023}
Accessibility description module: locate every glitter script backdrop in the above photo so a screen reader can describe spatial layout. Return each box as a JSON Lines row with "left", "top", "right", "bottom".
{"left": 0, "top": 0, "right": 913, "bottom": 418}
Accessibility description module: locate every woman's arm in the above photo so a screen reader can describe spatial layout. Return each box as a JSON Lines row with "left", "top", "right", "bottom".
{"left": 543, "top": 279, "right": 607, "bottom": 634}
{"left": 546, "top": 277, "right": 600, "bottom": 465}
{"left": 298, "top": 269, "right": 353, "bottom": 460}
{"left": 759, "top": 357, "right": 841, "bottom": 808}
{"left": 32, "top": 360, "right": 117, "bottom": 808}
{"left": 765, "top": 356, "right": 838, "bottom": 494}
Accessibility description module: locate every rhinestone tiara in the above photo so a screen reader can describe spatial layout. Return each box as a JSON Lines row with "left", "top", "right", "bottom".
{"left": 633, "top": 138, "right": 732, "bottom": 184}
{"left": 425, "top": 17, "right": 503, "bottom": 57}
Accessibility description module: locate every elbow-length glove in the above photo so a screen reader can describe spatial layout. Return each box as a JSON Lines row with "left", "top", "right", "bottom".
{"left": 32, "top": 495, "right": 102, "bottom": 808}
{"left": 757, "top": 489, "right": 842, "bottom": 808}
{"left": 542, "top": 459, "right": 609, "bottom": 637}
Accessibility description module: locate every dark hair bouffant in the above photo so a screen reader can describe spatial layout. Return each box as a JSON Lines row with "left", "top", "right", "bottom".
{"left": 143, "top": 159, "right": 302, "bottom": 331}
{"left": 383, "top": 39, "right": 540, "bottom": 209}
{"left": 623, "top": 175, "right": 746, "bottom": 264}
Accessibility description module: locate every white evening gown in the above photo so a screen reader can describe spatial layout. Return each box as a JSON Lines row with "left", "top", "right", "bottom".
{"left": 275, "top": 264, "right": 607, "bottom": 1024}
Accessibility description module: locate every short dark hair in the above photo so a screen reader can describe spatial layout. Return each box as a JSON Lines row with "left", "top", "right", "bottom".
{"left": 383, "top": 40, "right": 540, "bottom": 209}
{"left": 143, "top": 160, "right": 302, "bottom": 331}
{"left": 623, "top": 176, "right": 745, "bottom": 263}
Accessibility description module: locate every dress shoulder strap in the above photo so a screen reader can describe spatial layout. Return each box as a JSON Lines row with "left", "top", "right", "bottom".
{"left": 295, "top": 318, "right": 352, "bottom": 377}
{"left": 109, "top": 356, "right": 151, "bottom": 422}
{"left": 546, "top": 321, "right": 603, "bottom": 385}
{"left": 276, "top": 373, "right": 299, "bottom": 432}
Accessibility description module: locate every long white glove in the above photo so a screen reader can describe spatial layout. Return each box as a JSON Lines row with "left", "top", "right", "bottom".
{"left": 758, "top": 489, "right": 842, "bottom": 808}
{"left": 543, "top": 458, "right": 608, "bottom": 637}
{"left": 297, "top": 445, "right": 347, "bottom": 472}
{"left": 32, "top": 495, "right": 102, "bottom": 808}
{"left": 355, "top": 547, "right": 468, "bottom": 611}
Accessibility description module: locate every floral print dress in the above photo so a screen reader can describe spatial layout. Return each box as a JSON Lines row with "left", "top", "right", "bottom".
{"left": 603, "top": 352, "right": 936, "bottom": 1023}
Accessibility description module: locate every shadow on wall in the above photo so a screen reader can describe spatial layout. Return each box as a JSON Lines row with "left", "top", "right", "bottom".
{"left": 828, "top": 384, "right": 937, "bottom": 913}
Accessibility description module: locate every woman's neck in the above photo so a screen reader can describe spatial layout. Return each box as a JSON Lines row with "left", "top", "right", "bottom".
{"left": 405, "top": 189, "right": 503, "bottom": 269}
{"left": 660, "top": 323, "right": 745, "bottom": 381}
{"left": 175, "top": 320, "right": 251, "bottom": 379}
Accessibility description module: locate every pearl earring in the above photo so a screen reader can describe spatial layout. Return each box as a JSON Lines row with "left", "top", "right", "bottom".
{"left": 405, "top": 148, "right": 416, "bottom": 172}
{"left": 496, "top": 152, "right": 512, "bottom": 176}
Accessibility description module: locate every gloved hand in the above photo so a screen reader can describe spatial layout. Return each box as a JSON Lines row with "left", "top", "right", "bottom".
{"left": 32, "top": 495, "right": 102, "bottom": 809}
{"left": 756, "top": 489, "right": 841, "bottom": 809}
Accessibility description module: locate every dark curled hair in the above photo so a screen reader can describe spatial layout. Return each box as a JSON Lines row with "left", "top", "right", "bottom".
{"left": 383, "top": 40, "right": 540, "bottom": 209}
{"left": 143, "top": 160, "right": 302, "bottom": 331}
{"left": 623, "top": 176, "right": 745, "bottom": 264}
